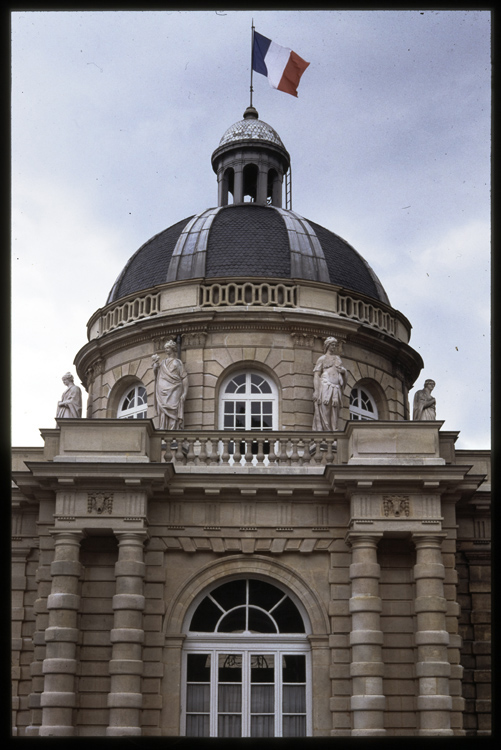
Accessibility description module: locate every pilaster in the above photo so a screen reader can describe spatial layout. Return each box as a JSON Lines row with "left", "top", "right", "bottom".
{"left": 347, "top": 533, "right": 386, "bottom": 736}
{"left": 106, "top": 531, "right": 147, "bottom": 736}
{"left": 413, "top": 534, "right": 453, "bottom": 736}
{"left": 39, "top": 530, "right": 84, "bottom": 736}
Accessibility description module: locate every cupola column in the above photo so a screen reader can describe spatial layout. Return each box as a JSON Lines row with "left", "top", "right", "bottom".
{"left": 347, "top": 533, "right": 386, "bottom": 736}
{"left": 412, "top": 534, "right": 453, "bottom": 736}
{"left": 256, "top": 168, "right": 268, "bottom": 205}
{"left": 233, "top": 167, "right": 244, "bottom": 205}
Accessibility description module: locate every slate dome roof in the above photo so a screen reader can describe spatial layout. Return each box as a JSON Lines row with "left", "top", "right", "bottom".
{"left": 107, "top": 204, "right": 390, "bottom": 307}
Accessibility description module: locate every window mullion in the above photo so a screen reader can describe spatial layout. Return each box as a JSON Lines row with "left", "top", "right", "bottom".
{"left": 210, "top": 649, "right": 217, "bottom": 737}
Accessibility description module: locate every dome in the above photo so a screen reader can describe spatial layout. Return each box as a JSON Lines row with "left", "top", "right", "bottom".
{"left": 107, "top": 204, "right": 389, "bottom": 306}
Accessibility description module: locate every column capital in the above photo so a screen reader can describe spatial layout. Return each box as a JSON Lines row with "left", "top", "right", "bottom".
{"left": 48, "top": 529, "right": 86, "bottom": 544}
{"left": 113, "top": 530, "right": 149, "bottom": 545}
{"left": 412, "top": 533, "right": 447, "bottom": 548}
{"left": 345, "top": 532, "right": 383, "bottom": 548}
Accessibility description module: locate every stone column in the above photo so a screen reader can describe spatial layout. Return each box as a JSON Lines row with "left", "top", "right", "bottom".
{"left": 39, "top": 531, "right": 83, "bottom": 737}
{"left": 107, "top": 531, "right": 147, "bottom": 737}
{"left": 413, "top": 534, "right": 453, "bottom": 736}
{"left": 348, "top": 534, "right": 386, "bottom": 736}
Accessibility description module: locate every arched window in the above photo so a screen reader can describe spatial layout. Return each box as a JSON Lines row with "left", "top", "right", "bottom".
{"left": 219, "top": 372, "right": 278, "bottom": 431}
{"left": 349, "top": 385, "right": 378, "bottom": 421}
{"left": 117, "top": 384, "right": 147, "bottom": 419}
{"left": 183, "top": 578, "right": 311, "bottom": 738}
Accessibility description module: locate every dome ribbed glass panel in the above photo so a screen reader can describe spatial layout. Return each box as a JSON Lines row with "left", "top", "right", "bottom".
{"left": 219, "top": 119, "right": 285, "bottom": 148}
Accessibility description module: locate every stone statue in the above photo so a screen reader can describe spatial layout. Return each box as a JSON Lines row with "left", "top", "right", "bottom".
{"left": 312, "top": 337, "right": 347, "bottom": 431}
{"left": 413, "top": 379, "right": 437, "bottom": 420}
{"left": 56, "top": 372, "right": 82, "bottom": 419}
{"left": 152, "top": 340, "right": 188, "bottom": 429}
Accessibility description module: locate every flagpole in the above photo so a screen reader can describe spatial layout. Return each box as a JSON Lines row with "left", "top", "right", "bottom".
{"left": 250, "top": 19, "right": 254, "bottom": 108}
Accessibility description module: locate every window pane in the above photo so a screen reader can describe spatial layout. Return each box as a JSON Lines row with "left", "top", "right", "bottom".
{"left": 137, "top": 386, "right": 147, "bottom": 405}
{"left": 219, "top": 684, "right": 242, "bottom": 711}
{"left": 350, "top": 388, "right": 359, "bottom": 406}
{"left": 272, "top": 599, "right": 305, "bottom": 633}
{"left": 186, "top": 714, "right": 210, "bottom": 737}
{"left": 218, "top": 608, "right": 246, "bottom": 633}
{"left": 251, "top": 655, "right": 275, "bottom": 686}
{"left": 225, "top": 374, "right": 245, "bottom": 394}
{"left": 218, "top": 714, "right": 241, "bottom": 737}
{"left": 283, "top": 684, "right": 306, "bottom": 713}
{"left": 248, "top": 608, "right": 277, "bottom": 633}
{"left": 224, "top": 402, "right": 234, "bottom": 413}
{"left": 251, "top": 402, "right": 260, "bottom": 414}
{"left": 190, "top": 598, "right": 222, "bottom": 632}
{"left": 187, "top": 653, "right": 211, "bottom": 681}
{"left": 249, "top": 580, "right": 283, "bottom": 610}
{"left": 219, "top": 653, "right": 242, "bottom": 682}
{"left": 211, "top": 580, "right": 246, "bottom": 609}
{"left": 224, "top": 415, "right": 234, "bottom": 428}
{"left": 283, "top": 715, "right": 306, "bottom": 737}
{"left": 187, "top": 684, "right": 210, "bottom": 712}
{"left": 282, "top": 654, "right": 306, "bottom": 683}
{"left": 251, "top": 714, "right": 274, "bottom": 737}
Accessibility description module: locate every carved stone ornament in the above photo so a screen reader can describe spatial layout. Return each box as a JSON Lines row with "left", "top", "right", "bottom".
{"left": 87, "top": 492, "right": 114, "bottom": 515}
{"left": 182, "top": 331, "right": 208, "bottom": 349}
{"left": 383, "top": 495, "right": 410, "bottom": 518}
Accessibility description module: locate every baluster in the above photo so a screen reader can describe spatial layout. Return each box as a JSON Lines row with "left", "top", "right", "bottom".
{"left": 316, "top": 439, "right": 327, "bottom": 465}
{"left": 290, "top": 438, "right": 300, "bottom": 465}
{"left": 267, "top": 439, "right": 277, "bottom": 465}
{"left": 163, "top": 440, "right": 173, "bottom": 463}
{"left": 221, "top": 438, "right": 230, "bottom": 465}
{"left": 256, "top": 438, "right": 265, "bottom": 464}
{"left": 327, "top": 438, "right": 337, "bottom": 463}
{"left": 208, "top": 437, "right": 219, "bottom": 465}
{"left": 185, "top": 437, "right": 196, "bottom": 465}
{"left": 233, "top": 437, "right": 242, "bottom": 465}
{"left": 170, "top": 438, "right": 181, "bottom": 464}
{"left": 244, "top": 439, "right": 253, "bottom": 466}
{"left": 308, "top": 439, "right": 317, "bottom": 465}
{"left": 297, "top": 438, "right": 305, "bottom": 466}
{"left": 277, "top": 437, "right": 287, "bottom": 465}
{"left": 198, "top": 438, "right": 208, "bottom": 466}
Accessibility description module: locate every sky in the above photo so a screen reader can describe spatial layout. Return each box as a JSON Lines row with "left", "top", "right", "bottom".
{"left": 11, "top": 9, "right": 491, "bottom": 450}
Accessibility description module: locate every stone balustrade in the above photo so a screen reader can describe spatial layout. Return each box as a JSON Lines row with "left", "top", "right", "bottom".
{"left": 161, "top": 430, "right": 338, "bottom": 467}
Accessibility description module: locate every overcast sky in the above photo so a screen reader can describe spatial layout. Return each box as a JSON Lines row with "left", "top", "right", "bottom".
{"left": 11, "top": 9, "right": 490, "bottom": 449}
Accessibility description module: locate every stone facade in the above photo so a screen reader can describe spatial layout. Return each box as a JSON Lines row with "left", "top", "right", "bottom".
{"left": 11, "top": 108, "right": 490, "bottom": 737}
{"left": 11, "top": 419, "right": 490, "bottom": 737}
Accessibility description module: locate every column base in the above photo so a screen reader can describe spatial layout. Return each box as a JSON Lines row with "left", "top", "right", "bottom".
{"left": 106, "top": 727, "right": 142, "bottom": 736}
{"left": 352, "top": 729, "right": 387, "bottom": 736}
{"left": 38, "top": 726, "right": 75, "bottom": 736}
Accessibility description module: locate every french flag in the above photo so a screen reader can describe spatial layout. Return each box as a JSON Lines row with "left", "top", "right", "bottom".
{"left": 252, "top": 31, "right": 310, "bottom": 98}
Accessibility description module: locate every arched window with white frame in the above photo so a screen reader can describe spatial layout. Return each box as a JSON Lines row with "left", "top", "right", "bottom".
{"left": 349, "top": 384, "right": 378, "bottom": 421}
{"left": 117, "top": 383, "right": 147, "bottom": 419}
{"left": 219, "top": 371, "right": 278, "bottom": 432}
{"left": 182, "top": 577, "right": 311, "bottom": 738}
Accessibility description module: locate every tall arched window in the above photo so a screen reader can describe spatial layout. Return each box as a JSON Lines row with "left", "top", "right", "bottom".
{"left": 349, "top": 385, "right": 378, "bottom": 421}
{"left": 117, "top": 384, "right": 147, "bottom": 419}
{"left": 219, "top": 372, "right": 278, "bottom": 431}
{"left": 183, "top": 578, "right": 311, "bottom": 738}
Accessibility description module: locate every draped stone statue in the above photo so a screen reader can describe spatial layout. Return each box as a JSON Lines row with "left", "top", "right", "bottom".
{"left": 152, "top": 340, "right": 188, "bottom": 429}
{"left": 56, "top": 372, "right": 82, "bottom": 419}
{"left": 413, "top": 379, "right": 437, "bottom": 420}
{"left": 312, "top": 337, "right": 347, "bottom": 431}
